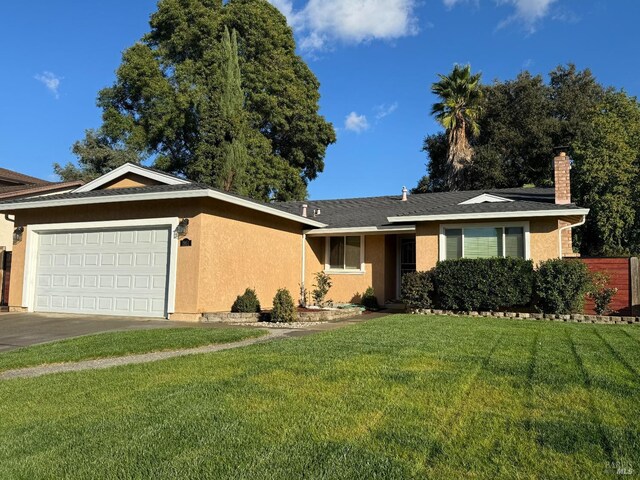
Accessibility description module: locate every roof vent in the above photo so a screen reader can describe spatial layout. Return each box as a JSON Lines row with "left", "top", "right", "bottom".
{"left": 313, "top": 208, "right": 321, "bottom": 217}
{"left": 401, "top": 186, "right": 408, "bottom": 202}
{"left": 301, "top": 204, "right": 308, "bottom": 217}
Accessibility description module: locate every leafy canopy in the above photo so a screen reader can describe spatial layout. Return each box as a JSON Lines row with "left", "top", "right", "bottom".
{"left": 56, "top": 0, "right": 335, "bottom": 201}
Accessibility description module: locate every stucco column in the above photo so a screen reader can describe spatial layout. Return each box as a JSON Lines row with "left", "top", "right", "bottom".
{"left": 415, "top": 222, "right": 439, "bottom": 271}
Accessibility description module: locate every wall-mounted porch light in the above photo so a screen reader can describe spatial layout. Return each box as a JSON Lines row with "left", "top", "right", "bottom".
{"left": 13, "top": 226, "right": 24, "bottom": 244}
{"left": 175, "top": 218, "right": 189, "bottom": 237}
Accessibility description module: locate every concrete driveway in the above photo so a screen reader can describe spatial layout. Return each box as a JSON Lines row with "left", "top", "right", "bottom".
{"left": 0, "top": 312, "right": 198, "bottom": 352}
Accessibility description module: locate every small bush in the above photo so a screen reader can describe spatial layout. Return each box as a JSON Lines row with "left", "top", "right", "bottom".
{"left": 271, "top": 288, "right": 297, "bottom": 323}
{"left": 534, "top": 259, "right": 590, "bottom": 314}
{"left": 312, "top": 272, "right": 332, "bottom": 307}
{"left": 434, "top": 258, "right": 534, "bottom": 311}
{"left": 231, "top": 288, "right": 261, "bottom": 313}
{"left": 401, "top": 271, "right": 434, "bottom": 310}
{"left": 587, "top": 272, "right": 618, "bottom": 315}
{"left": 361, "top": 287, "right": 379, "bottom": 311}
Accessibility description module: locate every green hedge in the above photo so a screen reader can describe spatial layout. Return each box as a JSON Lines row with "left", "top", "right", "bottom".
{"left": 401, "top": 271, "right": 434, "bottom": 310}
{"left": 533, "top": 259, "right": 590, "bottom": 314}
{"left": 433, "top": 258, "right": 534, "bottom": 311}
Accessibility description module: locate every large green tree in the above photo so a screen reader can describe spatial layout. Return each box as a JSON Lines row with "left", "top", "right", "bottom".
{"left": 572, "top": 90, "right": 640, "bottom": 255}
{"left": 56, "top": 0, "right": 335, "bottom": 201}
{"left": 417, "top": 63, "right": 640, "bottom": 256}
{"left": 430, "top": 64, "right": 484, "bottom": 190}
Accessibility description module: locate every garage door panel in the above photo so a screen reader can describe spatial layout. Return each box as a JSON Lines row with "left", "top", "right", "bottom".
{"left": 34, "top": 227, "right": 170, "bottom": 318}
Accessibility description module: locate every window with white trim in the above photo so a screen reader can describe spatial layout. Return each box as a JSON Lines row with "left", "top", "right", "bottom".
{"left": 326, "top": 236, "right": 363, "bottom": 271}
{"left": 444, "top": 226, "right": 525, "bottom": 260}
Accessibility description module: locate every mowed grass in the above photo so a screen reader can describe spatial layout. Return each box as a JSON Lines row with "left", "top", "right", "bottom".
{"left": 0, "top": 315, "right": 639, "bottom": 479}
{"left": 0, "top": 327, "right": 267, "bottom": 372}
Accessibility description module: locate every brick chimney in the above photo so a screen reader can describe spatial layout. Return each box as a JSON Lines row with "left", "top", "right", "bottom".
{"left": 554, "top": 149, "right": 571, "bottom": 205}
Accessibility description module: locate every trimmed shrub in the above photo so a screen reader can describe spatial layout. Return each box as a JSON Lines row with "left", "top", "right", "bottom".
{"left": 361, "top": 287, "right": 379, "bottom": 311}
{"left": 231, "top": 288, "right": 261, "bottom": 313}
{"left": 401, "top": 271, "right": 434, "bottom": 310}
{"left": 271, "top": 288, "right": 297, "bottom": 323}
{"left": 434, "top": 258, "right": 534, "bottom": 311}
{"left": 312, "top": 272, "right": 332, "bottom": 307}
{"left": 534, "top": 259, "right": 590, "bottom": 314}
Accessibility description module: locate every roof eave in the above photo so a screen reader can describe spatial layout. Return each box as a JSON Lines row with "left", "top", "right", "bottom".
{"left": 0, "top": 188, "right": 326, "bottom": 228}
{"left": 387, "top": 208, "right": 590, "bottom": 223}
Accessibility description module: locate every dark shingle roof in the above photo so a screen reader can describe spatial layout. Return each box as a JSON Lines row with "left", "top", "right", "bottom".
{"left": 274, "top": 188, "right": 584, "bottom": 228}
{"left": 0, "top": 182, "right": 586, "bottom": 230}
{"left": 0, "top": 181, "right": 84, "bottom": 199}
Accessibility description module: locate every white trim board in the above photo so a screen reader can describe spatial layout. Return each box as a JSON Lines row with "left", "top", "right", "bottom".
{"left": 73, "top": 163, "right": 190, "bottom": 192}
{"left": 0, "top": 189, "right": 326, "bottom": 228}
{"left": 306, "top": 225, "right": 415, "bottom": 236}
{"left": 458, "top": 193, "right": 514, "bottom": 205}
{"left": 438, "top": 221, "right": 531, "bottom": 262}
{"left": 387, "top": 208, "right": 589, "bottom": 223}
{"left": 22, "top": 218, "right": 180, "bottom": 317}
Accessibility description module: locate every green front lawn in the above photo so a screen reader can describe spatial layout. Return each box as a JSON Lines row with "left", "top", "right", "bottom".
{"left": 0, "top": 315, "right": 638, "bottom": 479}
{"left": 0, "top": 327, "right": 267, "bottom": 372}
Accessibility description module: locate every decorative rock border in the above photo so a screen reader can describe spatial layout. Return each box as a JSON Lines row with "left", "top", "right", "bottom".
{"left": 412, "top": 309, "right": 640, "bottom": 325}
{"left": 202, "top": 307, "right": 362, "bottom": 323}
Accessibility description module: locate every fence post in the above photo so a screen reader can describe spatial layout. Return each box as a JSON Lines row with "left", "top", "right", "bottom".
{"left": 0, "top": 247, "right": 5, "bottom": 306}
{"left": 632, "top": 257, "right": 640, "bottom": 317}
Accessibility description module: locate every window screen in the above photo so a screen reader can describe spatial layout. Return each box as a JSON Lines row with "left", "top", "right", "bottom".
{"left": 445, "top": 229, "right": 463, "bottom": 260}
{"left": 329, "top": 236, "right": 344, "bottom": 269}
{"left": 505, "top": 227, "right": 524, "bottom": 258}
{"left": 344, "top": 236, "right": 361, "bottom": 269}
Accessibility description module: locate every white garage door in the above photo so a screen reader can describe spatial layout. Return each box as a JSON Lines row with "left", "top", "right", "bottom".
{"left": 34, "top": 227, "right": 170, "bottom": 318}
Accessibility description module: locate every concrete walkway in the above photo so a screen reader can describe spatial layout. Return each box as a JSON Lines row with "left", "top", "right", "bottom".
{"left": 0, "top": 312, "right": 389, "bottom": 380}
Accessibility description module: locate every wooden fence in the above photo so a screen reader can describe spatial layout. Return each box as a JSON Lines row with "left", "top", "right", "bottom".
{"left": 582, "top": 257, "right": 639, "bottom": 316}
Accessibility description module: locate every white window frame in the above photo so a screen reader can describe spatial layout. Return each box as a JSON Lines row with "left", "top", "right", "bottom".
{"left": 438, "top": 221, "right": 530, "bottom": 261}
{"left": 21, "top": 217, "right": 180, "bottom": 316}
{"left": 324, "top": 235, "right": 365, "bottom": 274}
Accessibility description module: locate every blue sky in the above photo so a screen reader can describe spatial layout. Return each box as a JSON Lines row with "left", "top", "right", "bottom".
{"left": 1, "top": 0, "right": 638, "bottom": 200}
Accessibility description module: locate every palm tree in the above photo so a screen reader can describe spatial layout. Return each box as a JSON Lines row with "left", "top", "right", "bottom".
{"left": 431, "top": 64, "right": 484, "bottom": 190}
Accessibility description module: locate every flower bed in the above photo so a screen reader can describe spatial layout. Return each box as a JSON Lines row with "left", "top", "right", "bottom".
{"left": 201, "top": 307, "right": 362, "bottom": 323}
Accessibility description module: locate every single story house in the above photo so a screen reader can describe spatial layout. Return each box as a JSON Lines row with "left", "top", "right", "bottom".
{"left": 0, "top": 153, "right": 588, "bottom": 320}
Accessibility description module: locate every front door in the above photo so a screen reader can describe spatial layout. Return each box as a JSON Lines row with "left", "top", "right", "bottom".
{"left": 397, "top": 237, "right": 416, "bottom": 297}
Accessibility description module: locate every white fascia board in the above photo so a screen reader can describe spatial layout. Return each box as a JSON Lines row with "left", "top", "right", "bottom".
{"left": 73, "top": 163, "right": 190, "bottom": 192}
{"left": 0, "top": 188, "right": 326, "bottom": 227}
{"left": 458, "top": 193, "right": 514, "bottom": 205}
{"left": 203, "top": 191, "right": 327, "bottom": 227}
{"left": 387, "top": 208, "right": 590, "bottom": 223}
{"left": 305, "top": 225, "right": 415, "bottom": 236}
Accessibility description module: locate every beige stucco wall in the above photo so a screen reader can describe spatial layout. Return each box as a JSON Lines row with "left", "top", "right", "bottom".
{"left": 0, "top": 215, "right": 13, "bottom": 252}
{"left": 102, "top": 173, "right": 163, "bottom": 189}
{"left": 416, "top": 217, "right": 564, "bottom": 271}
{"left": 304, "top": 235, "right": 390, "bottom": 305}
{"left": 197, "top": 199, "right": 304, "bottom": 312}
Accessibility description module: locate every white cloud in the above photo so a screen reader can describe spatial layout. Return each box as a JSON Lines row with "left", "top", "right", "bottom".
{"left": 34, "top": 71, "right": 61, "bottom": 98}
{"left": 270, "top": 0, "right": 419, "bottom": 52}
{"left": 497, "top": 0, "right": 557, "bottom": 31}
{"left": 444, "top": 0, "right": 560, "bottom": 32}
{"left": 344, "top": 112, "right": 370, "bottom": 133}
{"left": 374, "top": 102, "right": 399, "bottom": 120}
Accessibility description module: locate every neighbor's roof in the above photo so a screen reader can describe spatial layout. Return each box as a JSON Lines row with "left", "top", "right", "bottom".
{"left": 275, "top": 188, "right": 589, "bottom": 229}
{"left": 0, "top": 180, "right": 84, "bottom": 200}
{"left": 0, "top": 168, "right": 49, "bottom": 186}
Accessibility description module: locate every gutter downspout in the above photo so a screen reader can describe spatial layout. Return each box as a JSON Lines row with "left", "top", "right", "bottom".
{"left": 301, "top": 231, "right": 307, "bottom": 306}
{"left": 558, "top": 215, "right": 586, "bottom": 258}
